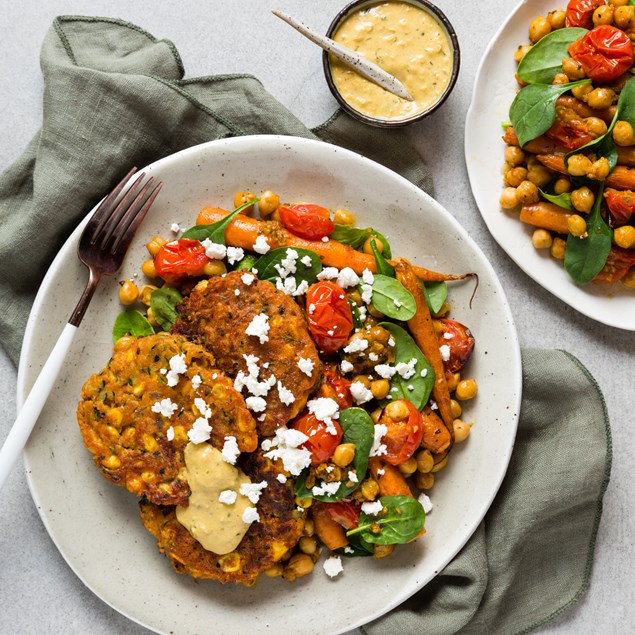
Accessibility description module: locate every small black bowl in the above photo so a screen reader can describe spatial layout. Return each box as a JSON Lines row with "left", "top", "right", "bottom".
{"left": 322, "top": 0, "right": 460, "bottom": 127}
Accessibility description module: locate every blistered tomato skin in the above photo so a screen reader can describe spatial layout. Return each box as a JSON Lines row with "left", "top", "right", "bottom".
{"left": 278, "top": 204, "right": 335, "bottom": 240}
{"left": 593, "top": 246, "right": 635, "bottom": 284}
{"left": 568, "top": 26, "right": 634, "bottom": 83}
{"left": 545, "top": 120, "right": 593, "bottom": 151}
{"left": 305, "top": 281, "right": 354, "bottom": 354}
{"left": 291, "top": 412, "right": 343, "bottom": 465}
{"left": 379, "top": 400, "right": 424, "bottom": 466}
{"left": 154, "top": 239, "right": 210, "bottom": 280}
{"left": 565, "top": 0, "right": 603, "bottom": 28}
{"left": 323, "top": 500, "right": 361, "bottom": 530}
{"left": 319, "top": 363, "right": 354, "bottom": 409}
{"left": 605, "top": 189, "right": 635, "bottom": 226}
{"left": 436, "top": 319, "right": 475, "bottom": 373}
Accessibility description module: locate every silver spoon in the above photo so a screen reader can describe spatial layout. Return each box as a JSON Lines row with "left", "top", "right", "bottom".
{"left": 272, "top": 9, "right": 414, "bottom": 102}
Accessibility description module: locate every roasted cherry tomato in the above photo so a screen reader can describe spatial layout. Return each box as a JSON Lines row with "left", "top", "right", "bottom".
{"left": 565, "top": 0, "right": 603, "bottom": 28}
{"left": 278, "top": 203, "right": 335, "bottom": 240}
{"left": 318, "top": 362, "right": 353, "bottom": 409}
{"left": 379, "top": 400, "right": 424, "bottom": 466}
{"left": 306, "top": 281, "right": 354, "bottom": 354}
{"left": 604, "top": 189, "right": 635, "bottom": 226}
{"left": 291, "top": 411, "right": 343, "bottom": 465}
{"left": 545, "top": 120, "right": 593, "bottom": 150}
{"left": 568, "top": 26, "right": 634, "bottom": 83}
{"left": 436, "top": 318, "right": 475, "bottom": 373}
{"left": 322, "top": 500, "right": 361, "bottom": 530}
{"left": 593, "top": 246, "right": 635, "bottom": 284}
{"left": 154, "top": 239, "right": 209, "bottom": 280}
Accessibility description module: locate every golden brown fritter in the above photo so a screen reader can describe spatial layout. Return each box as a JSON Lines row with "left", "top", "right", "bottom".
{"left": 77, "top": 333, "right": 257, "bottom": 505}
{"left": 139, "top": 450, "right": 304, "bottom": 586}
{"left": 172, "top": 271, "right": 321, "bottom": 436}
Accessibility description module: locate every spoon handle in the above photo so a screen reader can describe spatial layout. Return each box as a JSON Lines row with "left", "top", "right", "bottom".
{"left": 272, "top": 9, "right": 414, "bottom": 102}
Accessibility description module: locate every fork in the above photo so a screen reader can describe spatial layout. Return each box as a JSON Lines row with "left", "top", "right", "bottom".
{"left": 0, "top": 168, "right": 162, "bottom": 493}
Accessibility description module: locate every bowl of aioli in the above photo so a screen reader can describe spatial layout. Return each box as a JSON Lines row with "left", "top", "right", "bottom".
{"left": 323, "top": 0, "right": 460, "bottom": 127}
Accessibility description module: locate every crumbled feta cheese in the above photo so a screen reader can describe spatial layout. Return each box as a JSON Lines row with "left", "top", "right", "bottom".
{"left": 357, "top": 305, "right": 367, "bottom": 321}
{"left": 344, "top": 546, "right": 354, "bottom": 554}
{"left": 323, "top": 556, "right": 344, "bottom": 578}
{"left": 343, "top": 338, "right": 369, "bottom": 354}
{"left": 377, "top": 468, "right": 385, "bottom": 476}
{"left": 226, "top": 246, "right": 245, "bottom": 265}
{"left": 350, "top": 381, "right": 374, "bottom": 405}
{"left": 277, "top": 382, "right": 295, "bottom": 406}
{"left": 221, "top": 436, "right": 240, "bottom": 464}
{"left": 388, "top": 337, "right": 395, "bottom": 347}
{"left": 375, "top": 364, "right": 397, "bottom": 379}
{"left": 308, "top": 303, "right": 316, "bottom": 314}
{"left": 443, "top": 332, "right": 454, "bottom": 340}
{"left": 420, "top": 369, "right": 428, "bottom": 378}
{"left": 245, "top": 313, "right": 270, "bottom": 344}
{"left": 166, "top": 426, "right": 175, "bottom": 441}
{"left": 297, "top": 357, "right": 315, "bottom": 377}
{"left": 166, "top": 353, "right": 187, "bottom": 387}
{"left": 360, "top": 284, "right": 373, "bottom": 304}
{"left": 241, "top": 273, "right": 255, "bottom": 286}
{"left": 312, "top": 481, "right": 341, "bottom": 496}
{"left": 151, "top": 398, "right": 178, "bottom": 418}
{"left": 276, "top": 473, "right": 287, "bottom": 484}
{"left": 245, "top": 396, "right": 267, "bottom": 412}
{"left": 219, "top": 490, "right": 237, "bottom": 505}
{"left": 194, "top": 397, "right": 212, "bottom": 420}
{"left": 407, "top": 384, "right": 414, "bottom": 391}
{"left": 307, "top": 398, "right": 340, "bottom": 426}
{"left": 348, "top": 471, "right": 359, "bottom": 484}
{"left": 369, "top": 423, "right": 388, "bottom": 457}
{"left": 273, "top": 249, "right": 299, "bottom": 279}
{"left": 235, "top": 289, "right": 241, "bottom": 296}
{"left": 396, "top": 359, "right": 417, "bottom": 379}
{"left": 368, "top": 352, "right": 379, "bottom": 362}
{"left": 439, "top": 345, "right": 451, "bottom": 362}
{"left": 191, "top": 374, "right": 202, "bottom": 390}
{"left": 336, "top": 267, "right": 359, "bottom": 289}
{"left": 300, "top": 255, "right": 313, "bottom": 267}
{"left": 239, "top": 481, "right": 268, "bottom": 504}
{"left": 188, "top": 417, "right": 212, "bottom": 443}
{"left": 201, "top": 238, "right": 227, "bottom": 260}
{"left": 317, "top": 267, "right": 339, "bottom": 281}
{"left": 276, "top": 276, "right": 309, "bottom": 297}
{"left": 361, "top": 501, "right": 384, "bottom": 516}
{"left": 262, "top": 427, "right": 312, "bottom": 475}
{"left": 321, "top": 236, "right": 330, "bottom": 242}
{"left": 170, "top": 222, "right": 181, "bottom": 233}
{"left": 362, "top": 269, "right": 375, "bottom": 285}
{"left": 242, "top": 506, "right": 260, "bottom": 524}
{"left": 253, "top": 235, "right": 270, "bottom": 254}
{"left": 418, "top": 493, "right": 433, "bottom": 514}
{"left": 340, "top": 360, "right": 354, "bottom": 374}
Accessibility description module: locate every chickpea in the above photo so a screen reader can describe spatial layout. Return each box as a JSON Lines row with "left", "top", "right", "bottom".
{"left": 587, "top": 157, "right": 610, "bottom": 181}
{"left": 333, "top": 208, "right": 356, "bottom": 225}
{"left": 398, "top": 457, "right": 418, "bottom": 477}
{"left": 146, "top": 307, "right": 159, "bottom": 328}
{"left": 614, "top": 225, "right": 635, "bottom": 248}
{"left": 516, "top": 180, "right": 540, "bottom": 205}
{"left": 233, "top": 191, "right": 257, "bottom": 213}
{"left": 614, "top": 5, "right": 635, "bottom": 28}
{"left": 416, "top": 449, "right": 434, "bottom": 473}
{"left": 613, "top": 120, "right": 635, "bottom": 146}
{"left": 263, "top": 564, "right": 284, "bottom": 577}
{"left": 283, "top": 554, "right": 314, "bottom": 581}
{"left": 258, "top": 190, "right": 280, "bottom": 217}
{"left": 139, "top": 284, "right": 158, "bottom": 305}
{"left": 295, "top": 496, "right": 312, "bottom": 509}
{"left": 585, "top": 117, "right": 608, "bottom": 138}
{"left": 270, "top": 209, "right": 281, "bottom": 222}
{"left": 529, "top": 16, "right": 551, "bottom": 42}
{"left": 515, "top": 73, "right": 528, "bottom": 88}
{"left": 514, "top": 44, "right": 532, "bottom": 62}
{"left": 332, "top": 443, "right": 356, "bottom": 468}
{"left": 431, "top": 454, "right": 449, "bottom": 473}
{"left": 453, "top": 420, "right": 473, "bottom": 443}
{"left": 552, "top": 73, "right": 570, "bottom": 85}
{"left": 303, "top": 518, "right": 315, "bottom": 537}
{"left": 384, "top": 399, "right": 409, "bottom": 421}
{"left": 568, "top": 214, "right": 588, "bottom": 237}
{"left": 446, "top": 372, "right": 460, "bottom": 392}
{"left": 373, "top": 544, "right": 395, "bottom": 560}
{"left": 353, "top": 374, "right": 371, "bottom": 389}
{"left": 499, "top": 187, "right": 520, "bottom": 209}
{"left": 505, "top": 166, "right": 528, "bottom": 187}
{"left": 527, "top": 164, "right": 552, "bottom": 188}
{"left": 551, "top": 236, "right": 567, "bottom": 260}
{"left": 141, "top": 258, "right": 157, "bottom": 279}
{"left": 571, "top": 83, "right": 593, "bottom": 100}
{"left": 299, "top": 536, "right": 318, "bottom": 555}
{"left": 455, "top": 378, "right": 478, "bottom": 401}
{"left": 593, "top": 5, "right": 614, "bottom": 25}
{"left": 370, "top": 407, "right": 383, "bottom": 424}
{"left": 450, "top": 399, "right": 462, "bottom": 419}
{"left": 145, "top": 235, "right": 167, "bottom": 256}
{"left": 370, "top": 379, "right": 390, "bottom": 400}
{"left": 621, "top": 268, "right": 635, "bottom": 288}
{"left": 363, "top": 235, "right": 384, "bottom": 255}
{"left": 567, "top": 154, "right": 593, "bottom": 177}
{"left": 609, "top": 0, "right": 629, "bottom": 7}
{"left": 504, "top": 145, "right": 525, "bottom": 167}
{"left": 571, "top": 187, "right": 595, "bottom": 213}
{"left": 203, "top": 260, "right": 227, "bottom": 276}
{"left": 119, "top": 279, "right": 139, "bottom": 305}
{"left": 587, "top": 87, "right": 615, "bottom": 110}
{"left": 554, "top": 177, "right": 572, "bottom": 194}
{"left": 531, "top": 229, "right": 553, "bottom": 249}
{"left": 561, "top": 57, "right": 586, "bottom": 81}
{"left": 414, "top": 471, "right": 435, "bottom": 490}
{"left": 548, "top": 9, "right": 566, "bottom": 29}
{"left": 360, "top": 479, "right": 379, "bottom": 501}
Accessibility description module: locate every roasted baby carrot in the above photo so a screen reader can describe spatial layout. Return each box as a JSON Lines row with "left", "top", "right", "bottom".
{"left": 368, "top": 458, "right": 412, "bottom": 497}
{"left": 195, "top": 207, "right": 470, "bottom": 283}
{"left": 394, "top": 259, "right": 454, "bottom": 442}
{"left": 312, "top": 502, "right": 349, "bottom": 550}
{"left": 606, "top": 165, "right": 635, "bottom": 190}
{"left": 420, "top": 408, "right": 452, "bottom": 454}
{"left": 536, "top": 153, "right": 568, "bottom": 174}
{"left": 519, "top": 201, "right": 572, "bottom": 234}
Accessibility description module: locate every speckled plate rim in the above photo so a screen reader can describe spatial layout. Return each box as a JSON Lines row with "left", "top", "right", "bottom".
{"left": 17, "top": 135, "right": 521, "bottom": 635}
{"left": 465, "top": 0, "right": 635, "bottom": 331}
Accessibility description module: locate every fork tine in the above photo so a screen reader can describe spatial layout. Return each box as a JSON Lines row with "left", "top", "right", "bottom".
{"left": 110, "top": 180, "right": 164, "bottom": 255}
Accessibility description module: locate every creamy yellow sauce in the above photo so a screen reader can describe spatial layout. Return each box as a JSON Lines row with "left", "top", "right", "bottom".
{"left": 176, "top": 443, "right": 252, "bottom": 555}
{"left": 330, "top": 1, "right": 453, "bottom": 120}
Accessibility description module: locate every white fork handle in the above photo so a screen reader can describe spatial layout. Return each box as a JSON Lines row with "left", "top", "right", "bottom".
{"left": 0, "top": 322, "right": 78, "bottom": 493}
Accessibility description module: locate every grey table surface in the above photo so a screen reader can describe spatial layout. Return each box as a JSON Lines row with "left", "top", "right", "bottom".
{"left": 0, "top": 1, "right": 633, "bottom": 634}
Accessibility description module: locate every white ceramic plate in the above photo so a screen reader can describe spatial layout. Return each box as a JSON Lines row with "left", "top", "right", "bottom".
{"left": 465, "top": 0, "right": 635, "bottom": 330}
{"left": 18, "top": 135, "right": 521, "bottom": 635}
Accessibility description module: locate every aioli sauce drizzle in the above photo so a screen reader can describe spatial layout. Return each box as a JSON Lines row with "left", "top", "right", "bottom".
{"left": 330, "top": 1, "right": 453, "bottom": 120}
{"left": 176, "top": 443, "right": 252, "bottom": 555}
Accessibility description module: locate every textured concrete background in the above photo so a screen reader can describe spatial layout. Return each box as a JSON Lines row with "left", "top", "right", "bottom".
{"left": 0, "top": 1, "right": 633, "bottom": 633}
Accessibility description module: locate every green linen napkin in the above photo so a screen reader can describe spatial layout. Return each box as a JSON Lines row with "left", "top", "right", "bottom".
{"left": 0, "top": 17, "right": 611, "bottom": 635}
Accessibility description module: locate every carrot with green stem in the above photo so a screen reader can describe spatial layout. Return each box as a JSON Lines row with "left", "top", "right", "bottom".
{"left": 195, "top": 207, "right": 472, "bottom": 283}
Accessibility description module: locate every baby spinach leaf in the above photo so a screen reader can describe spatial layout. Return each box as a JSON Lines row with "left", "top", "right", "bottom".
{"left": 329, "top": 224, "right": 392, "bottom": 258}
{"left": 181, "top": 198, "right": 259, "bottom": 244}
{"left": 349, "top": 299, "right": 363, "bottom": 330}
{"left": 422, "top": 281, "right": 448, "bottom": 314}
{"left": 564, "top": 184, "right": 612, "bottom": 284}
{"left": 334, "top": 533, "right": 374, "bottom": 558}
{"left": 517, "top": 27, "right": 587, "bottom": 84}
{"left": 617, "top": 74, "right": 635, "bottom": 125}
{"left": 254, "top": 247, "right": 322, "bottom": 286}
{"left": 378, "top": 322, "right": 435, "bottom": 410}
{"left": 346, "top": 495, "right": 425, "bottom": 545}
{"left": 370, "top": 238, "right": 395, "bottom": 277}
{"left": 112, "top": 310, "right": 154, "bottom": 342}
{"left": 371, "top": 274, "right": 417, "bottom": 320}
{"left": 510, "top": 79, "right": 591, "bottom": 147}
{"left": 539, "top": 188, "right": 573, "bottom": 210}
{"left": 150, "top": 287, "right": 183, "bottom": 332}
{"left": 234, "top": 253, "right": 258, "bottom": 272}
{"left": 294, "top": 407, "right": 374, "bottom": 502}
